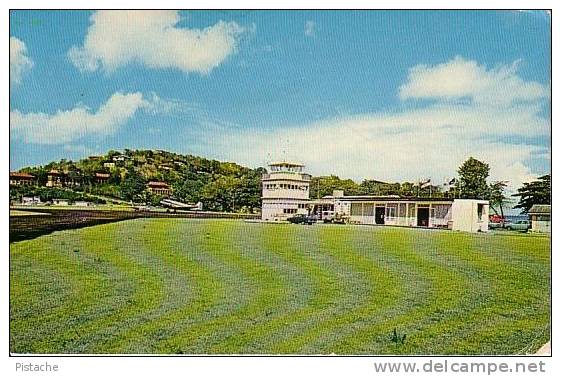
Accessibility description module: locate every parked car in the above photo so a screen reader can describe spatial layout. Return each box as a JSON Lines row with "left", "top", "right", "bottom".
{"left": 322, "top": 210, "right": 335, "bottom": 223}
{"left": 488, "top": 221, "right": 503, "bottom": 229}
{"left": 505, "top": 220, "right": 531, "bottom": 232}
{"left": 287, "top": 214, "right": 316, "bottom": 225}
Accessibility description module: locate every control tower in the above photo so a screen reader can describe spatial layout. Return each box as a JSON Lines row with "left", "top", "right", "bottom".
{"left": 261, "top": 162, "right": 311, "bottom": 221}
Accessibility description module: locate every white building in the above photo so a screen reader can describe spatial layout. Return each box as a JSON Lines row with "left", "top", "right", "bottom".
{"left": 21, "top": 196, "right": 41, "bottom": 206}
{"left": 261, "top": 162, "right": 311, "bottom": 221}
{"left": 52, "top": 199, "right": 69, "bottom": 206}
{"left": 449, "top": 199, "right": 489, "bottom": 233}
{"left": 323, "top": 192, "right": 489, "bottom": 233}
{"left": 528, "top": 204, "right": 551, "bottom": 233}
{"left": 74, "top": 201, "right": 93, "bottom": 207}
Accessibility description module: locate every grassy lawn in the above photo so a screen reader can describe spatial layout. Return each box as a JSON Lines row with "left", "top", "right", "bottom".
{"left": 9, "top": 219, "right": 550, "bottom": 355}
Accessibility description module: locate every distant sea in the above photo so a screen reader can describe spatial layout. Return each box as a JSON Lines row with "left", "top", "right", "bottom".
{"left": 505, "top": 214, "right": 529, "bottom": 222}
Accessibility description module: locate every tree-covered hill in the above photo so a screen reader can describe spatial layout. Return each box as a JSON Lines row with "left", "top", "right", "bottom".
{"left": 12, "top": 149, "right": 266, "bottom": 213}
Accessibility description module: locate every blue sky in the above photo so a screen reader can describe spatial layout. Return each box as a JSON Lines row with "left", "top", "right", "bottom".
{"left": 10, "top": 10, "right": 551, "bottom": 192}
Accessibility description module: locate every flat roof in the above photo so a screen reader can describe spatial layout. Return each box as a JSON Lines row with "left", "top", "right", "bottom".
{"left": 528, "top": 204, "right": 551, "bottom": 214}
{"left": 268, "top": 162, "right": 305, "bottom": 167}
{"left": 325, "top": 195, "right": 455, "bottom": 202}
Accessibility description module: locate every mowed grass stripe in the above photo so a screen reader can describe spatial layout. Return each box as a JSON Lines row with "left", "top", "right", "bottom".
{"left": 207, "top": 223, "right": 351, "bottom": 353}
{"left": 10, "top": 248, "right": 73, "bottom": 322}
{"left": 263, "top": 225, "right": 403, "bottom": 354}
{"left": 294, "top": 225, "right": 433, "bottom": 354}
{"left": 372, "top": 231, "right": 498, "bottom": 355}
{"left": 157, "top": 221, "right": 300, "bottom": 354}
{"left": 28, "top": 221, "right": 167, "bottom": 353}
{"left": 202, "top": 223, "right": 319, "bottom": 353}
{"left": 326, "top": 227, "right": 473, "bottom": 354}
{"left": 413, "top": 232, "right": 550, "bottom": 354}
{"left": 82, "top": 219, "right": 210, "bottom": 353}
{"left": 108, "top": 219, "right": 242, "bottom": 353}
{"left": 10, "top": 230, "right": 133, "bottom": 354}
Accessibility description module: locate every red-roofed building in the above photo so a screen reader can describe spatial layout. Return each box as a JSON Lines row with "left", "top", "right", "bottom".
{"left": 147, "top": 181, "right": 171, "bottom": 196}
{"left": 10, "top": 172, "right": 35, "bottom": 186}
{"left": 46, "top": 170, "right": 65, "bottom": 187}
{"left": 95, "top": 172, "right": 111, "bottom": 184}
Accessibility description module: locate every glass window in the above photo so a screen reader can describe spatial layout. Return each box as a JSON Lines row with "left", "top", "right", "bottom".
{"left": 398, "top": 203, "right": 406, "bottom": 217}
{"left": 477, "top": 204, "right": 484, "bottom": 221}
{"left": 386, "top": 204, "right": 397, "bottom": 218}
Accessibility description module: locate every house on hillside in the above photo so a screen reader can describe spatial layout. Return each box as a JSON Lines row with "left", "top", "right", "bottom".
{"left": 95, "top": 172, "right": 111, "bottom": 184}
{"left": 147, "top": 181, "right": 172, "bottom": 196}
{"left": 103, "top": 161, "right": 116, "bottom": 169}
{"left": 112, "top": 155, "right": 129, "bottom": 162}
{"left": 528, "top": 205, "right": 551, "bottom": 233}
{"left": 46, "top": 170, "right": 66, "bottom": 187}
{"left": 10, "top": 172, "right": 35, "bottom": 186}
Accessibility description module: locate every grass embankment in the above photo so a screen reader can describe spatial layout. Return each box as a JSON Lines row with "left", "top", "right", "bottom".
{"left": 10, "top": 220, "right": 550, "bottom": 354}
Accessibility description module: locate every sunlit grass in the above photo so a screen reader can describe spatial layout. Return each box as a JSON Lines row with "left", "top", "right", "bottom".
{"left": 10, "top": 219, "right": 550, "bottom": 354}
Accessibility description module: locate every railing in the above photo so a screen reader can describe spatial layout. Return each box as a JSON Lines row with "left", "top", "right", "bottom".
{"left": 262, "top": 173, "right": 311, "bottom": 181}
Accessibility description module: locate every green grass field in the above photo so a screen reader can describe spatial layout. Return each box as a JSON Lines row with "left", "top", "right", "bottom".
{"left": 10, "top": 219, "right": 550, "bottom": 355}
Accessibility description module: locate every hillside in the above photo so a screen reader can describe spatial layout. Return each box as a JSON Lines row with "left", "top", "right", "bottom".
{"left": 11, "top": 149, "right": 265, "bottom": 213}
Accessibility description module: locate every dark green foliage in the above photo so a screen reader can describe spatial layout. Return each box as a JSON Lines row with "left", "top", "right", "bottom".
{"left": 309, "top": 176, "right": 447, "bottom": 198}
{"left": 488, "top": 181, "right": 510, "bottom": 218}
{"left": 120, "top": 169, "right": 146, "bottom": 202}
{"left": 11, "top": 149, "right": 266, "bottom": 212}
{"left": 513, "top": 175, "right": 551, "bottom": 214}
{"left": 458, "top": 157, "right": 490, "bottom": 199}
{"left": 390, "top": 328, "right": 406, "bottom": 346}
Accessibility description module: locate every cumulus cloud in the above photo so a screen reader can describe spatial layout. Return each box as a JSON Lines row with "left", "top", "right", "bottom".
{"left": 399, "top": 56, "right": 549, "bottom": 105}
{"left": 10, "top": 92, "right": 147, "bottom": 144}
{"left": 304, "top": 21, "right": 316, "bottom": 37}
{"left": 10, "top": 37, "right": 34, "bottom": 84}
{"left": 68, "top": 10, "right": 245, "bottom": 74}
{"left": 188, "top": 56, "right": 549, "bottom": 193}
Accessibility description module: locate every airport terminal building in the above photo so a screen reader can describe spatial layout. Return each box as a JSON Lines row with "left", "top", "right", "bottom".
{"left": 324, "top": 191, "right": 489, "bottom": 233}
{"left": 261, "top": 162, "right": 311, "bottom": 221}
{"left": 261, "top": 163, "right": 489, "bottom": 233}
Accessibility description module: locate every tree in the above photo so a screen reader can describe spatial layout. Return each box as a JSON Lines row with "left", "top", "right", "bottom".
{"left": 120, "top": 169, "right": 146, "bottom": 202}
{"left": 458, "top": 157, "right": 490, "bottom": 199}
{"left": 310, "top": 175, "right": 361, "bottom": 199}
{"left": 513, "top": 174, "right": 551, "bottom": 214}
{"left": 359, "top": 180, "right": 401, "bottom": 196}
{"left": 488, "top": 181, "right": 510, "bottom": 225}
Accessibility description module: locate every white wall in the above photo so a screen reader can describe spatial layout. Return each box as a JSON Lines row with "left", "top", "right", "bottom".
{"left": 261, "top": 200, "right": 308, "bottom": 221}
{"left": 531, "top": 220, "right": 551, "bottom": 233}
{"left": 451, "top": 199, "right": 489, "bottom": 233}
{"left": 262, "top": 184, "right": 310, "bottom": 200}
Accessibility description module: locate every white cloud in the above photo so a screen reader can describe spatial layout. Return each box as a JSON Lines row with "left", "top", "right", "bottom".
{"left": 399, "top": 56, "right": 549, "bottom": 106}
{"left": 304, "top": 21, "right": 316, "bottom": 37}
{"left": 10, "top": 37, "right": 33, "bottom": 84}
{"left": 10, "top": 92, "right": 147, "bottom": 144}
{"left": 68, "top": 10, "right": 245, "bottom": 74}
{"left": 187, "top": 56, "right": 549, "bottom": 192}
